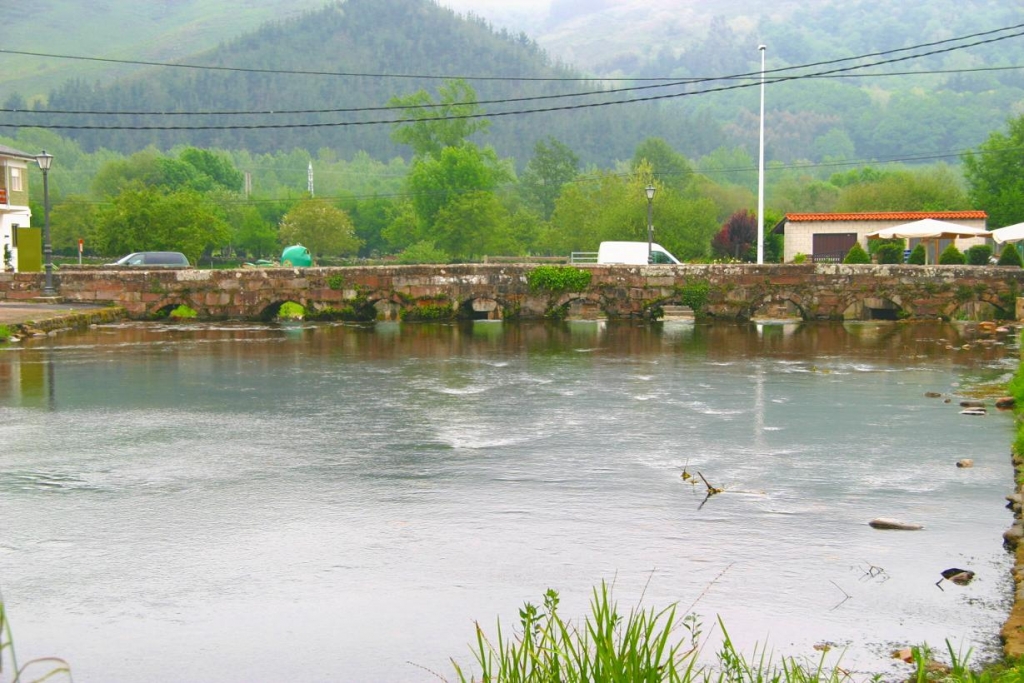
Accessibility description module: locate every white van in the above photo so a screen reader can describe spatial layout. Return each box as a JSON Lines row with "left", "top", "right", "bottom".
{"left": 597, "top": 241, "right": 681, "bottom": 265}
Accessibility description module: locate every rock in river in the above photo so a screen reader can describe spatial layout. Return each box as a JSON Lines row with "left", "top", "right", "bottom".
{"left": 869, "top": 517, "right": 924, "bottom": 530}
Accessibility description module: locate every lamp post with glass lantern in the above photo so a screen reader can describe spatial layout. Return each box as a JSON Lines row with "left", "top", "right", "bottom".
{"left": 36, "top": 151, "right": 55, "bottom": 296}
{"left": 645, "top": 184, "right": 656, "bottom": 263}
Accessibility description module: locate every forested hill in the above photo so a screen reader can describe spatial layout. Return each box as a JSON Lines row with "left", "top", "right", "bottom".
{"left": 3, "top": 0, "right": 722, "bottom": 166}
{"left": 4, "top": 0, "right": 1023, "bottom": 168}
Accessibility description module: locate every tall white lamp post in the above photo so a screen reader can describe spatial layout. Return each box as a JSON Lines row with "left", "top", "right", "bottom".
{"left": 645, "top": 184, "right": 656, "bottom": 263}
{"left": 36, "top": 150, "right": 55, "bottom": 296}
{"left": 757, "top": 45, "right": 766, "bottom": 265}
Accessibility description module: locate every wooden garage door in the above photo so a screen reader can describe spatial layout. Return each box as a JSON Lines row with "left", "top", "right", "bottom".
{"left": 812, "top": 233, "right": 857, "bottom": 263}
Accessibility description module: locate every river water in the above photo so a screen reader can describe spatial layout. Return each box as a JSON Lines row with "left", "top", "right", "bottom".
{"left": 0, "top": 320, "right": 1018, "bottom": 682}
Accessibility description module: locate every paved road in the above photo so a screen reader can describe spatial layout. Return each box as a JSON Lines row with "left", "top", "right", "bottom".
{"left": 0, "top": 302, "right": 115, "bottom": 326}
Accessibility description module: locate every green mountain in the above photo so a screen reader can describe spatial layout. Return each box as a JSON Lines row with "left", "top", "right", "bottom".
{"left": 0, "top": 0, "right": 328, "bottom": 102}
{"left": 3, "top": 0, "right": 723, "bottom": 166}
{"left": 3, "top": 0, "right": 1022, "bottom": 169}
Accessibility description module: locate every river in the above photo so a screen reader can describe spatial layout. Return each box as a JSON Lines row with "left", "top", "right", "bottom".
{"left": 0, "top": 320, "right": 1017, "bottom": 682}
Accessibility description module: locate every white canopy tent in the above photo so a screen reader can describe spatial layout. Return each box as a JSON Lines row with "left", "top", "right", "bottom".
{"left": 991, "top": 222, "right": 1024, "bottom": 245}
{"left": 865, "top": 219, "right": 991, "bottom": 264}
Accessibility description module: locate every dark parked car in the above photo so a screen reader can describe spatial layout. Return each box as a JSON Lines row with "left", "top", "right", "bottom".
{"left": 107, "top": 252, "right": 191, "bottom": 267}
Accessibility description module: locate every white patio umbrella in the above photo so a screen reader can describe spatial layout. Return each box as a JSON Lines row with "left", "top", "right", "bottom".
{"left": 865, "top": 219, "right": 990, "bottom": 263}
{"left": 991, "top": 222, "right": 1024, "bottom": 245}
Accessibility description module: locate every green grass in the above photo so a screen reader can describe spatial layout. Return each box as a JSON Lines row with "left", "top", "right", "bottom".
{"left": 450, "top": 582, "right": 1024, "bottom": 683}
{"left": 0, "top": 324, "right": 12, "bottom": 342}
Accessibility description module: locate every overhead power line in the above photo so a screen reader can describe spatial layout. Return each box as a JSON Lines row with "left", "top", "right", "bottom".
{"left": 2, "top": 20, "right": 1022, "bottom": 83}
{"left": 6, "top": 26, "right": 1023, "bottom": 133}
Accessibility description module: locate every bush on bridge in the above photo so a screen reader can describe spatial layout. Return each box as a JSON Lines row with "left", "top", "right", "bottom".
{"left": 966, "top": 244, "right": 994, "bottom": 265}
{"left": 842, "top": 242, "right": 870, "bottom": 264}
{"left": 939, "top": 244, "right": 966, "bottom": 265}
{"left": 908, "top": 244, "right": 927, "bottom": 265}
{"left": 526, "top": 266, "right": 592, "bottom": 294}
{"left": 998, "top": 246, "right": 1024, "bottom": 267}
{"left": 875, "top": 243, "right": 905, "bottom": 264}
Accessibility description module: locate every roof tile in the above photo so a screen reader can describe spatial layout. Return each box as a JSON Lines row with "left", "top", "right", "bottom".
{"left": 785, "top": 211, "right": 987, "bottom": 222}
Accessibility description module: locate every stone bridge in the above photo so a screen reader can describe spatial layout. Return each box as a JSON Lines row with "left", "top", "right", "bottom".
{"left": 2, "top": 263, "right": 1023, "bottom": 322}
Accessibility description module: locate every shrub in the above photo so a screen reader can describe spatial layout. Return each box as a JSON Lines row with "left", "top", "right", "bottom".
{"left": 842, "top": 242, "right": 870, "bottom": 264}
{"left": 0, "top": 324, "right": 11, "bottom": 341}
{"left": 792, "top": 253, "right": 807, "bottom": 264}
{"left": 908, "top": 244, "right": 927, "bottom": 265}
{"left": 168, "top": 305, "right": 197, "bottom": 319}
{"left": 875, "top": 243, "right": 905, "bottom": 264}
{"left": 526, "top": 266, "right": 592, "bottom": 294}
{"left": 396, "top": 240, "right": 450, "bottom": 265}
{"left": 938, "top": 243, "right": 965, "bottom": 265}
{"left": 998, "top": 245, "right": 1024, "bottom": 267}
{"left": 965, "top": 244, "right": 994, "bottom": 265}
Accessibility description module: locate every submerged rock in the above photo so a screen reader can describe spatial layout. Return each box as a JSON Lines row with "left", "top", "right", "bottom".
{"left": 996, "top": 396, "right": 1016, "bottom": 409}
{"left": 960, "top": 408, "right": 987, "bottom": 416}
{"left": 940, "top": 568, "right": 975, "bottom": 585}
{"left": 956, "top": 459, "right": 974, "bottom": 468}
{"left": 869, "top": 518, "right": 924, "bottom": 530}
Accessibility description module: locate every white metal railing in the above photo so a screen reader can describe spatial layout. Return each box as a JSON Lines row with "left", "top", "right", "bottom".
{"left": 570, "top": 251, "right": 598, "bottom": 264}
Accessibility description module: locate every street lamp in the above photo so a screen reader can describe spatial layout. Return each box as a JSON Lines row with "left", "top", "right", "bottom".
{"left": 36, "top": 150, "right": 55, "bottom": 296}
{"left": 645, "top": 184, "right": 656, "bottom": 263}
{"left": 757, "top": 44, "right": 766, "bottom": 265}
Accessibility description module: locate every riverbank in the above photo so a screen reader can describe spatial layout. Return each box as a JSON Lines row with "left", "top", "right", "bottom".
{"left": 1002, "top": 365, "right": 1024, "bottom": 656}
{"left": 0, "top": 301, "right": 125, "bottom": 339}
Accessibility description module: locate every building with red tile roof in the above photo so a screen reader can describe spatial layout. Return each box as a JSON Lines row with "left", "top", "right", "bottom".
{"left": 771, "top": 211, "right": 988, "bottom": 263}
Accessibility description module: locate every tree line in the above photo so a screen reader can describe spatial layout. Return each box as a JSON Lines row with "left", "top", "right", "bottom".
{"left": 4, "top": 80, "right": 1021, "bottom": 266}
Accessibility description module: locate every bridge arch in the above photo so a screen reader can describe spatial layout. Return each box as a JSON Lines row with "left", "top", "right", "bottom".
{"left": 558, "top": 294, "right": 606, "bottom": 320}
{"left": 841, "top": 295, "right": 906, "bottom": 321}
{"left": 460, "top": 296, "right": 504, "bottom": 320}
{"left": 748, "top": 292, "right": 807, "bottom": 321}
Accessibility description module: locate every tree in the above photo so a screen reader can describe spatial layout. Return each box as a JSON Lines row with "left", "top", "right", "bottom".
{"left": 711, "top": 210, "right": 757, "bottom": 260}
{"left": 229, "top": 204, "right": 278, "bottom": 259}
{"left": 389, "top": 79, "right": 490, "bottom": 159}
{"left": 541, "top": 162, "right": 719, "bottom": 261}
{"left": 632, "top": 138, "right": 695, "bottom": 193}
{"left": 278, "top": 197, "right": 361, "bottom": 259}
{"left": 96, "top": 184, "right": 230, "bottom": 263}
{"left": 835, "top": 164, "right": 967, "bottom": 212}
{"left": 405, "top": 144, "right": 513, "bottom": 236}
{"left": 49, "top": 195, "right": 100, "bottom": 256}
{"left": 964, "top": 114, "right": 1024, "bottom": 228}
{"left": 519, "top": 137, "right": 580, "bottom": 219}
{"left": 179, "top": 147, "right": 244, "bottom": 192}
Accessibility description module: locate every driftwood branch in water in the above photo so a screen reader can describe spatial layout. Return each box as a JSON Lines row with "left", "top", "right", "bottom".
{"left": 697, "top": 472, "right": 723, "bottom": 495}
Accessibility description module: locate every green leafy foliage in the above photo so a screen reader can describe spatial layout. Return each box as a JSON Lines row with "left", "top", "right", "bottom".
{"left": 396, "top": 240, "right": 450, "bottom": 264}
{"left": 842, "top": 242, "right": 870, "bottom": 264}
{"left": 526, "top": 266, "right": 592, "bottom": 294}
{"left": 278, "top": 197, "right": 361, "bottom": 259}
{"left": 908, "top": 244, "right": 927, "bottom": 265}
{"left": 677, "top": 280, "right": 711, "bottom": 313}
{"left": 997, "top": 246, "right": 1024, "bottom": 267}
{"left": 875, "top": 243, "right": 905, "bottom": 264}
{"left": 97, "top": 184, "right": 230, "bottom": 264}
{"left": 964, "top": 114, "right": 1024, "bottom": 228}
{"left": 400, "top": 302, "right": 456, "bottom": 321}
{"left": 965, "top": 244, "right": 993, "bottom": 266}
{"left": 939, "top": 244, "right": 966, "bottom": 265}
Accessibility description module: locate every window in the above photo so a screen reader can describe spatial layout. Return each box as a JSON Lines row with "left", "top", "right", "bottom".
{"left": 9, "top": 167, "right": 22, "bottom": 192}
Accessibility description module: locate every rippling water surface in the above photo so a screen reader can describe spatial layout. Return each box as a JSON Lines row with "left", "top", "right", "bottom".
{"left": 0, "top": 320, "right": 1018, "bottom": 682}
